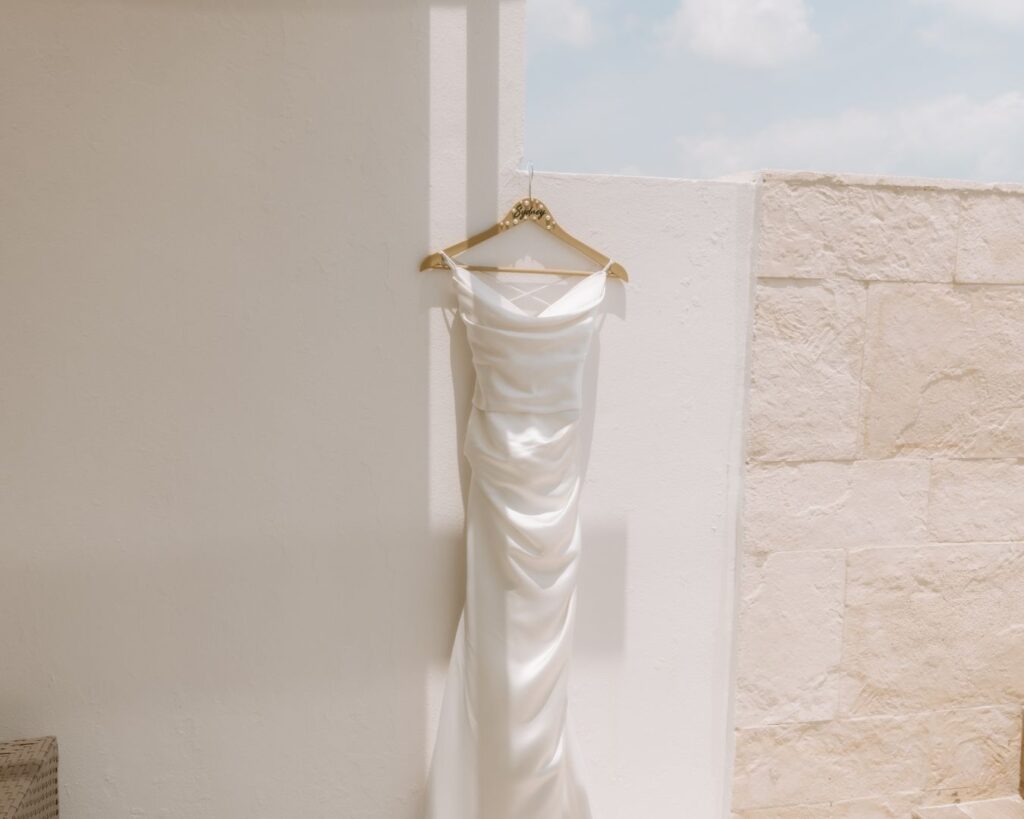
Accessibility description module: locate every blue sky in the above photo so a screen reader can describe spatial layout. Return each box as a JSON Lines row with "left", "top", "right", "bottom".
{"left": 526, "top": 0, "right": 1024, "bottom": 182}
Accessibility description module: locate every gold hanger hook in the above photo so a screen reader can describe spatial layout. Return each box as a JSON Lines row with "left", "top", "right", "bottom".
{"left": 528, "top": 162, "right": 534, "bottom": 200}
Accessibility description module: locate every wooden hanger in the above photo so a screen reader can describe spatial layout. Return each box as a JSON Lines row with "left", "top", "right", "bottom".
{"left": 420, "top": 169, "right": 629, "bottom": 282}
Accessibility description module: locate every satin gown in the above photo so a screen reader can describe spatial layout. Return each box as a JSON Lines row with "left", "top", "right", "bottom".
{"left": 425, "top": 251, "right": 610, "bottom": 819}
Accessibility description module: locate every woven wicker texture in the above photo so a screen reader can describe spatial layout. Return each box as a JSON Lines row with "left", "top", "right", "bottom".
{"left": 0, "top": 738, "right": 58, "bottom": 819}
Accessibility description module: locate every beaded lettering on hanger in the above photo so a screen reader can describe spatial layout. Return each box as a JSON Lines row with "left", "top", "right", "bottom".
{"left": 501, "top": 198, "right": 556, "bottom": 231}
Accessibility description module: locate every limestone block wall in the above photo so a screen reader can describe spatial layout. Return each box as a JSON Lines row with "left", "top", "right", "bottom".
{"left": 730, "top": 171, "right": 1024, "bottom": 818}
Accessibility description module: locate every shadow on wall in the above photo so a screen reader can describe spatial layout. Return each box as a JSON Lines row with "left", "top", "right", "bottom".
{"left": 0, "top": 1, "right": 457, "bottom": 817}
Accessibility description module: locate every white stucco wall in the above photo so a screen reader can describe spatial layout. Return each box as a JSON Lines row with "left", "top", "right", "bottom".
{"left": 1, "top": 2, "right": 753, "bottom": 817}
{"left": 514, "top": 172, "right": 754, "bottom": 819}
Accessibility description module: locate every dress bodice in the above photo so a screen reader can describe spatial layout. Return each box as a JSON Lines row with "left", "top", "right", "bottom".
{"left": 444, "top": 256, "right": 609, "bottom": 415}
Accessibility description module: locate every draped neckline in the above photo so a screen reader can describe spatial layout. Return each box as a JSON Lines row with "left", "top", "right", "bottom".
{"left": 440, "top": 251, "right": 609, "bottom": 320}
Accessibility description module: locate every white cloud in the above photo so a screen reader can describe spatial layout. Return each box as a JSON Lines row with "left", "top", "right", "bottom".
{"left": 915, "top": 0, "right": 1024, "bottom": 26}
{"left": 662, "top": 0, "right": 818, "bottom": 67}
{"left": 914, "top": 0, "right": 1023, "bottom": 55}
{"left": 916, "top": 19, "right": 998, "bottom": 55}
{"left": 528, "top": 0, "right": 596, "bottom": 48}
{"left": 676, "top": 92, "right": 1024, "bottom": 182}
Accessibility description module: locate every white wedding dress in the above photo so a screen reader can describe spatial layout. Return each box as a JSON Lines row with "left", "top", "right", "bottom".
{"left": 425, "top": 251, "right": 610, "bottom": 819}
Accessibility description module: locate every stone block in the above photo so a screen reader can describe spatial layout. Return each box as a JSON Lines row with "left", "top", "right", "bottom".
{"left": 735, "top": 791, "right": 931, "bottom": 818}
{"left": 914, "top": 806, "right": 971, "bottom": 819}
{"left": 732, "top": 714, "right": 931, "bottom": 808}
{"left": 960, "top": 796, "right": 1024, "bottom": 818}
{"left": 748, "top": 280, "right": 866, "bottom": 461}
{"left": 757, "top": 181, "right": 959, "bottom": 282}
{"left": 734, "top": 791, "right": 1021, "bottom": 819}
{"left": 915, "top": 795, "right": 1024, "bottom": 819}
{"left": 927, "top": 706, "right": 1022, "bottom": 794}
{"left": 841, "top": 543, "right": 1024, "bottom": 716}
{"left": 862, "top": 284, "right": 1024, "bottom": 458}
{"left": 958, "top": 194, "right": 1024, "bottom": 284}
{"left": 743, "top": 460, "right": 929, "bottom": 552}
{"left": 929, "top": 460, "right": 1024, "bottom": 542}
{"left": 733, "top": 550, "right": 845, "bottom": 726}
{"left": 732, "top": 706, "right": 1021, "bottom": 810}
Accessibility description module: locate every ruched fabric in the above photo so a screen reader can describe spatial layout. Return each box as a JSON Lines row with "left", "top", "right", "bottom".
{"left": 424, "top": 252, "right": 609, "bottom": 819}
